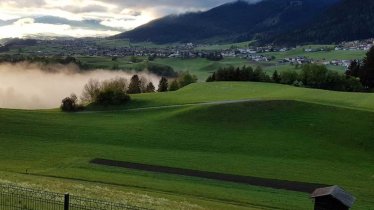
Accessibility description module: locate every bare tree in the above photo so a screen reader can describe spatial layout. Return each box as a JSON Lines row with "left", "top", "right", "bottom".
{"left": 81, "top": 79, "right": 100, "bottom": 104}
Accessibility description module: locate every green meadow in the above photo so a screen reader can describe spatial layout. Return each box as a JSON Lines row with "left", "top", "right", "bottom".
{"left": 75, "top": 56, "right": 351, "bottom": 82}
{"left": 195, "top": 41, "right": 255, "bottom": 50}
{"left": 0, "top": 82, "right": 373, "bottom": 209}
{"left": 75, "top": 56, "right": 251, "bottom": 80}
{"left": 260, "top": 46, "right": 366, "bottom": 61}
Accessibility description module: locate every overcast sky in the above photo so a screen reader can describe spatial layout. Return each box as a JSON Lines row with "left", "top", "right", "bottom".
{"left": 0, "top": 0, "right": 260, "bottom": 39}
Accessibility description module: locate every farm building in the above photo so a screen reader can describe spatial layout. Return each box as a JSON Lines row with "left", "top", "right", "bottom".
{"left": 311, "top": 185, "right": 356, "bottom": 210}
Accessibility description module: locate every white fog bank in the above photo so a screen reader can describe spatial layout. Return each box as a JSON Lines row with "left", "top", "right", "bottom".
{"left": 0, "top": 63, "right": 160, "bottom": 109}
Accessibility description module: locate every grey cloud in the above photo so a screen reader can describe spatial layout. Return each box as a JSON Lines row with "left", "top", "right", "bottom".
{"left": 4, "top": 0, "right": 46, "bottom": 8}
{"left": 128, "top": 11, "right": 142, "bottom": 17}
{"left": 103, "top": 0, "right": 261, "bottom": 15}
{"left": 61, "top": 5, "right": 109, "bottom": 13}
{"left": 103, "top": 0, "right": 238, "bottom": 8}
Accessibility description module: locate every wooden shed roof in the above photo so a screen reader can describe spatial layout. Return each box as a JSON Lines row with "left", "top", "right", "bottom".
{"left": 311, "top": 185, "right": 356, "bottom": 208}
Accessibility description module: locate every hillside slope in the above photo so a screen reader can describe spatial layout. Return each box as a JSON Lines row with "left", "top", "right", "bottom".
{"left": 0, "top": 99, "right": 373, "bottom": 209}
{"left": 115, "top": 0, "right": 338, "bottom": 44}
{"left": 271, "top": 0, "right": 374, "bottom": 44}
{"left": 85, "top": 82, "right": 374, "bottom": 112}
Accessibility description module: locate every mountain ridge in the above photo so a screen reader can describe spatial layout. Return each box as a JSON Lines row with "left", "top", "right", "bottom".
{"left": 115, "top": 0, "right": 340, "bottom": 44}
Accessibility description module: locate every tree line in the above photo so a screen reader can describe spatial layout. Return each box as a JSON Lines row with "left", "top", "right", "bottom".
{"left": 206, "top": 64, "right": 364, "bottom": 92}
{"left": 0, "top": 54, "right": 90, "bottom": 69}
{"left": 206, "top": 66, "right": 271, "bottom": 83}
{"left": 207, "top": 47, "right": 374, "bottom": 92}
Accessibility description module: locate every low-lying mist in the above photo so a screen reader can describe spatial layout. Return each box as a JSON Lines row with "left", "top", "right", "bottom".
{"left": 0, "top": 62, "right": 161, "bottom": 109}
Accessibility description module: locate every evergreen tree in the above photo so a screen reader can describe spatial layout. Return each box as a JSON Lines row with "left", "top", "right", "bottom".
{"left": 127, "top": 75, "right": 142, "bottom": 94}
{"left": 158, "top": 77, "right": 169, "bottom": 92}
{"left": 145, "top": 82, "right": 155, "bottom": 93}
{"left": 346, "top": 60, "right": 360, "bottom": 78}
{"left": 272, "top": 70, "right": 281, "bottom": 83}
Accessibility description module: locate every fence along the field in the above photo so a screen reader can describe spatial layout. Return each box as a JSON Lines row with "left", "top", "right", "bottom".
{"left": 0, "top": 184, "right": 147, "bottom": 210}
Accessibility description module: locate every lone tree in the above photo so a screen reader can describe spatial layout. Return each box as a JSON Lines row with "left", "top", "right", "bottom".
{"left": 81, "top": 79, "right": 100, "bottom": 104}
{"left": 145, "top": 82, "right": 155, "bottom": 93}
{"left": 61, "top": 94, "right": 79, "bottom": 112}
{"left": 158, "top": 77, "right": 168, "bottom": 92}
{"left": 127, "top": 75, "right": 142, "bottom": 94}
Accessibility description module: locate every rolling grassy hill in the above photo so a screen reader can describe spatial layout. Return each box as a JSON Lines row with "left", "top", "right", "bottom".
{"left": 109, "top": 82, "right": 374, "bottom": 112}
{"left": 0, "top": 82, "right": 373, "bottom": 209}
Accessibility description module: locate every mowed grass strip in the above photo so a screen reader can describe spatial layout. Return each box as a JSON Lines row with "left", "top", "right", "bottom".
{"left": 0, "top": 97, "right": 373, "bottom": 209}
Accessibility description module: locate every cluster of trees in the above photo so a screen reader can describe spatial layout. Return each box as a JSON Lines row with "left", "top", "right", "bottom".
{"left": 78, "top": 77, "right": 131, "bottom": 108}
{"left": 80, "top": 75, "right": 155, "bottom": 106}
{"left": 206, "top": 66, "right": 270, "bottom": 82}
{"left": 206, "top": 64, "right": 366, "bottom": 92}
{"left": 0, "top": 55, "right": 90, "bottom": 69}
{"left": 346, "top": 46, "right": 374, "bottom": 90}
{"left": 169, "top": 72, "right": 198, "bottom": 91}
{"left": 274, "top": 65, "right": 363, "bottom": 92}
{"left": 154, "top": 71, "right": 198, "bottom": 92}
{"left": 145, "top": 62, "right": 178, "bottom": 77}
{"left": 61, "top": 71, "right": 198, "bottom": 112}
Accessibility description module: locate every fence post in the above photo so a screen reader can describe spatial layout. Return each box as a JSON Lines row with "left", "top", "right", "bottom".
{"left": 64, "top": 193, "right": 70, "bottom": 210}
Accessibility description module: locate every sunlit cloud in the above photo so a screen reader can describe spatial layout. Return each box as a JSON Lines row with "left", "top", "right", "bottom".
{"left": 0, "top": 18, "right": 120, "bottom": 39}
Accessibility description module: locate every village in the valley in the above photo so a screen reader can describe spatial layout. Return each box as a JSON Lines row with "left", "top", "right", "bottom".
{"left": 1, "top": 37, "right": 373, "bottom": 70}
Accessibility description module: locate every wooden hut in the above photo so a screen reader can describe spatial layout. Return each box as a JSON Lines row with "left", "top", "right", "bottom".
{"left": 311, "top": 185, "right": 356, "bottom": 210}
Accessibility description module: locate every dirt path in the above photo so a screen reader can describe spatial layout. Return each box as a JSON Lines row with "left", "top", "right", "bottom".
{"left": 91, "top": 158, "right": 328, "bottom": 193}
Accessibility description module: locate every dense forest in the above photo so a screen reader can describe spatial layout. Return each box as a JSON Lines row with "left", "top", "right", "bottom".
{"left": 270, "top": 0, "right": 374, "bottom": 44}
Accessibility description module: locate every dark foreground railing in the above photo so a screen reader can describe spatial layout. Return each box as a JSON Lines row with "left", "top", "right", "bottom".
{"left": 0, "top": 184, "right": 147, "bottom": 210}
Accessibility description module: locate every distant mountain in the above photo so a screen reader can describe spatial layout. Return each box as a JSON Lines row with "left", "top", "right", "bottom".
{"left": 33, "top": 16, "right": 116, "bottom": 31}
{"left": 115, "top": 0, "right": 340, "bottom": 44}
{"left": 270, "top": 0, "right": 374, "bottom": 44}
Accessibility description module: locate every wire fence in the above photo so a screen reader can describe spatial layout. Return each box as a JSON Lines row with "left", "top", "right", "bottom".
{"left": 0, "top": 184, "right": 148, "bottom": 210}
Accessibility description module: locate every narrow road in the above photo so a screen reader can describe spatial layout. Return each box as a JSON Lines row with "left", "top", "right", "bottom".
{"left": 80, "top": 99, "right": 261, "bottom": 114}
{"left": 91, "top": 158, "right": 328, "bottom": 193}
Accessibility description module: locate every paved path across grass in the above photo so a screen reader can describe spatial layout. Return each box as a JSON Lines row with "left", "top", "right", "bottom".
{"left": 81, "top": 99, "right": 261, "bottom": 113}
{"left": 91, "top": 158, "right": 328, "bottom": 193}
